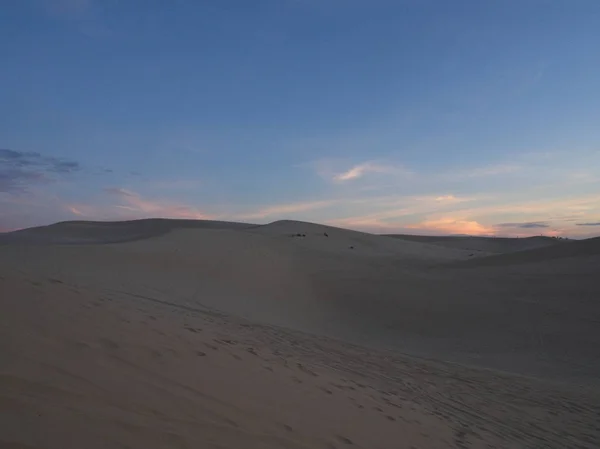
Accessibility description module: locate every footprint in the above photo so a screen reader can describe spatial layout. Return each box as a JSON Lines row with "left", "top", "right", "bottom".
{"left": 196, "top": 351, "right": 207, "bottom": 357}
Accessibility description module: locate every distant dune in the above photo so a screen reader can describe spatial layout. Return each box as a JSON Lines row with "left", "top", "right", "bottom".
{"left": 456, "top": 235, "right": 600, "bottom": 266}
{"left": 385, "top": 233, "right": 563, "bottom": 254}
{"left": 2, "top": 218, "right": 599, "bottom": 448}
{"left": 0, "top": 218, "right": 256, "bottom": 245}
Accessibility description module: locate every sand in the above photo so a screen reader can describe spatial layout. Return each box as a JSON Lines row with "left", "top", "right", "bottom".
{"left": 1, "top": 219, "right": 600, "bottom": 448}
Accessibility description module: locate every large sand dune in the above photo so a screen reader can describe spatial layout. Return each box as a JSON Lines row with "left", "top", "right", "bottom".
{"left": 2, "top": 219, "right": 599, "bottom": 448}
{"left": 0, "top": 218, "right": 256, "bottom": 245}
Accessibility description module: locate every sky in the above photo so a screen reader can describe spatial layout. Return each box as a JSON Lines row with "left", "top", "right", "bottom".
{"left": 2, "top": 0, "right": 600, "bottom": 237}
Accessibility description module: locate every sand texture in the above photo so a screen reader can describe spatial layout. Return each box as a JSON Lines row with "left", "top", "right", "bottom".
{"left": 1, "top": 219, "right": 600, "bottom": 448}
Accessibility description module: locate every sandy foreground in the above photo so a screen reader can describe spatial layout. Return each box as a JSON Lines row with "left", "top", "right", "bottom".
{"left": 1, "top": 219, "right": 600, "bottom": 448}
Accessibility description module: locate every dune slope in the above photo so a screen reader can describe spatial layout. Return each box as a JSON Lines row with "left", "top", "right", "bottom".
{"left": 2, "top": 219, "right": 600, "bottom": 448}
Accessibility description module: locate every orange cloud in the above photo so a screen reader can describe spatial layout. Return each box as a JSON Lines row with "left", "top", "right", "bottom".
{"left": 66, "top": 205, "right": 85, "bottom": 216}
{"left": 407, "top": 218, "right": 495, "bottom": 236}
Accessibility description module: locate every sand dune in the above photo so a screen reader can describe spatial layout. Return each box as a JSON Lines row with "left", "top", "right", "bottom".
{"left": 0, "top": 218, "right": 255, "bottom": 245}
{"left": 250, "top": 220, "right": 486, "bottom": 261}
{"left": 2, "top": 219, "right": 600, "bottom": 448}
{"left": 457, "top": 235, "right": 600, "bottom": 266}
{"left": 386, "top": 234, "right": 562, "bottom": 254}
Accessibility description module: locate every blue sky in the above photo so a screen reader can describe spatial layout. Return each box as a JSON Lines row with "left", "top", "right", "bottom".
{"left": 2, "top": 0, "right": 600, "bottom": 236}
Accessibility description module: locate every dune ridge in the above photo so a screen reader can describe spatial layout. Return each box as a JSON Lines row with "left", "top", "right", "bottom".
{"left": 0, "top": 218, "right": 257, "bottom": 245}
{"left": 385, "top": 233, "right": 563, "bottom": 254}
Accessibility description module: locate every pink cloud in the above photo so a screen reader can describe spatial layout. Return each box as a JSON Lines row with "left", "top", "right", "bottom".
{"left": 453, "top": 195, "right": 600, "bottom": 218}
{"left": 433, "top": 195, "right": 466, "bottom": 202}
{"left": 407, "top": 218, "right": 495, "bottom": 236}
{"left": 67, "top": 188, "right": 213, "bottom": 221}
{"left": 66, "top": 205, "right": 85, "bottom": 216}
{"left": 332, "top": 162, "right": 412, "bottom": 182}
{"left": 237, "top": 200, "right": 335, "bottom": 220}
{"left": 115, "top": 194, "right": 211, "bottom": 219}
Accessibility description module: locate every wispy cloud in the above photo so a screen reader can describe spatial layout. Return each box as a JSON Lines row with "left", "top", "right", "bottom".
{"left": 326, "top": 216, "right": 407, "bottom": 233}
{"left": 307, "top": 159, "right": 413, "bottom": 183}
{"left": 324, "top": 194, "right": 476, "bottom": 228}
{"left": 0, "top": 188, "right": 79, "bottom": 231}
{"left": 104, "top": 187, "right": 136, "bottom": 197}
{"left": 0, "top": 149, "right": 80, "bottom": 173}
{"left": 321, "top": 192, "right": 600, "bottom": 237}
{"left": 66, "top": 205, "right": 85, "bottom": 216}
{"left": 335, "top": 162, "right": 413, "bottom": 182}
{"left": 576, "top": 222, "right": 600, "bottom": 227}
{"left": 448, "top": 194, "right": 600, "bottom": 219}
{"left": 333, "top": 162, "right": 387, "bottom": 182}
{"left": 407, "top": 218, "right": 495, "bottom": 236}
{"left": 428, "top": 194, "right": 474, "bottom": 203}
{"left": 496, "top": 222, "right": 549, "bottom": 229}
{"left": 0, "top": 149, "right": 80, "bottom": 193}
{"left": 102, "top": 187, "right": 212, "bottom": 220}
{"left": 236, "top": 200, "right": 335, "bottom": 221}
